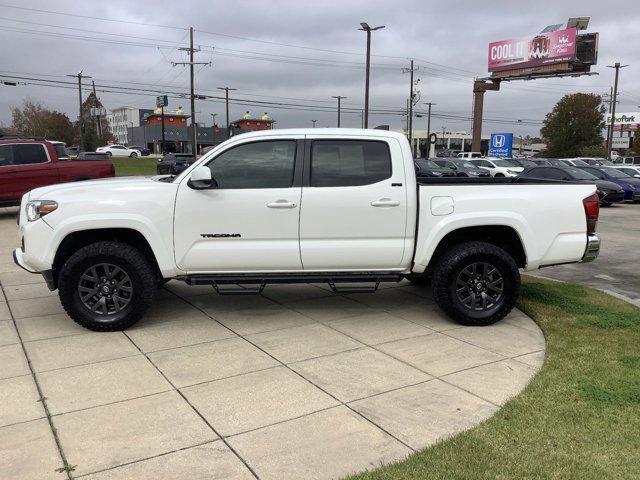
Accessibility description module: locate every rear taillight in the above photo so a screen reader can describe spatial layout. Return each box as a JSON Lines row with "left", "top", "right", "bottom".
{"left": 583, "top": 193, "right": 599, "bottom": 235}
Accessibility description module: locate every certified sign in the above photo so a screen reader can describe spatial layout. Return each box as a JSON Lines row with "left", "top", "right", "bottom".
{"left": 488, "top": 133, "right": 514, "bottom": 158}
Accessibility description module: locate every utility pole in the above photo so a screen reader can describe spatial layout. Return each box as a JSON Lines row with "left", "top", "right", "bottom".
{"left": 606, "top": 63, "right": 628, "bottom": 159}
{"left": 604, "top": 87, "right": 614, "bottom": 155}
{"left": 331, "top": 96, "right": 347, "bottom": 127}
{"left": 91, "top": 81, "right": 102, "bottom": 139}
{"left": 471, "top": 79, "right": 500, "bottom": 153}
{"left": 423, "top": 102, "right": 436, "bottom": 157}
{"left": 217, "top": 87, "right": 237, "bottom": 137}
{"left": 359, "top": 22, "right": 385, "bottom": 129}
{"left": 67, "top": 70, "right": 91, "bottom": 152}
{"left": 173, "top": 27, "right": 211, "bottom": 155}
{"left": 402, "top": 60, "right": 419, "bottom": 156}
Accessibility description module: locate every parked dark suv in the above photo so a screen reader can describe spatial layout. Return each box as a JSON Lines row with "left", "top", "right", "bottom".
{"left": 156, "top": 153, "right": 196, "bottom": 175}
{"left": 519, "top": 166, "right": 624, "bottom": 205}
{"left": 432, "top": 158, "right": 490, "bottom": 177}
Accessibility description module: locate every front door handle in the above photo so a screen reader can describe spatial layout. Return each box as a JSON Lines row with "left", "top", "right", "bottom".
{"left": 371, "top": 198, "right": 400, "bottom": 207}
{"left": 267, "top": 200, "right": 297, "bottom": 209}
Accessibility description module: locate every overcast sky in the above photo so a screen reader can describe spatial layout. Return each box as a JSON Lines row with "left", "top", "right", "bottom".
{"left": 1, "top": 0, "right": 639, "bottom": 137}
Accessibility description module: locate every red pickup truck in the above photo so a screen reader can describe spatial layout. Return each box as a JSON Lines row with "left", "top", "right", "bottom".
{"left": 0, "top": 137, "right": 115, "bottom": 207}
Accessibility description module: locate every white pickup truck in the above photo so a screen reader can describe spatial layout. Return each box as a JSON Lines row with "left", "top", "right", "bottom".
{"left": 14, "top": 129, "right": 601, "bottom": 331}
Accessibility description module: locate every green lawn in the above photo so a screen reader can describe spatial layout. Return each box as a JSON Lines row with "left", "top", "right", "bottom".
{"left": 347, "top": 277, "right": 640, "bottom": 480}
{"left": 110, "top": 157, "right": 159, "bottom": 176}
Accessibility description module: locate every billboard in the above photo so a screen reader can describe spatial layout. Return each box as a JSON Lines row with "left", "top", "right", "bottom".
{"left": 488, "top": 133, "right": 513, "bottom": 158}
{"left": 606, "top": 112, "right": 639, "bottom": 125}
{"left": 488, "top": 28, "right": 577, "bottom": 73}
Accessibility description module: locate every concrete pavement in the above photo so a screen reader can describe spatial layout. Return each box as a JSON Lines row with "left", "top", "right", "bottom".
{"left": 0, "top": 206, "right": 544, "bottom": 480}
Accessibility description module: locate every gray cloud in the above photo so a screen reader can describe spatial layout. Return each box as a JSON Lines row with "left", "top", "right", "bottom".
{"left": 1, "top": 0, "right": 639, "bottom": 137}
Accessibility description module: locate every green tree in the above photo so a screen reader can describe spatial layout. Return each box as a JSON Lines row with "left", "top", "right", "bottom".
{"left": 540, "top": 93, "right": 605, "bottom": 157}
{"left": 11, "top": 100, "right": 77, "bottom": 145}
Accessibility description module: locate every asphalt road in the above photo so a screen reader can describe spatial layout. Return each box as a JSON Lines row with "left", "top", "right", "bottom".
{"left": 532, "top": 202, "right": 640, "bottom": 306}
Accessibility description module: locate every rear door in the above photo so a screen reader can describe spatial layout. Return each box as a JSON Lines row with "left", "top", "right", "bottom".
{"left": 299, "top": 136, "right": 408, "bottom": 271}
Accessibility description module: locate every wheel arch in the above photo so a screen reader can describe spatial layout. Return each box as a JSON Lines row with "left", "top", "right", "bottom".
{"left": 422, "top": 225, "right": 527, "bottom": 274}
{"left": 52, "top": 228, "right": 162, "bottom": 289}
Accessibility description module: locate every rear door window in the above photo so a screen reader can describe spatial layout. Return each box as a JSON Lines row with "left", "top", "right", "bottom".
{"left": 12, "top": 144, "right": 49, "bottom": 165}
{"left": 310, "top": 140, "right": 392, "bottom": 187}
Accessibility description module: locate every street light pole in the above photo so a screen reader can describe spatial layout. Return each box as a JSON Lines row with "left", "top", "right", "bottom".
{"left": 210, "top": 113, "right": 217, "bottom": 126}
{"left": 606, "top": 62, "right": 628, "bottom": 159}
{"left": 311, "top": 119, "right": 317, "bottom": 128}
{"left": 217, "top": 87, "right": 237, "bottom": 137}
{"left": 331, "top": 96, "right": 347, "bottom": 127}
{"left": 359, "top": 22, "right": 385, "bottom": 129}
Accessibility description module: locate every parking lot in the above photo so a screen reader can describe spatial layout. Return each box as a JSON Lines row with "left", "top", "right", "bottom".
{"left": 0, "top": 206, "right": 546, "bottom": 480}
{"left": 533, "top": 203, "right": 640, "bottom": 306}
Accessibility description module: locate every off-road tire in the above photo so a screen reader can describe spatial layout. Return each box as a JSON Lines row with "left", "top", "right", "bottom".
{"left": 58, "top": 241, "right": 157, "bottom": 331}
{"left": 432, "top": 241, "right": 520, "bottom": 326}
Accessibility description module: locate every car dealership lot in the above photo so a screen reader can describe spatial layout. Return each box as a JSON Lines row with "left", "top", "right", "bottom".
{"left": 0, "top": 206, "right": 547, "bottom": 480}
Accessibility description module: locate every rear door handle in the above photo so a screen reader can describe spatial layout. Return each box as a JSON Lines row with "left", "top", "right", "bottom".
{"left": 371, "top": 198, "right": 400, "bottom": 207}
{"left": 267, "top": 200, "right": 297, "bottom": 209}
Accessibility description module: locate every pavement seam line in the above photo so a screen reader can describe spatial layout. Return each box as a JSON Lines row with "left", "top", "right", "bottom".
{"left": 0, "top": 281, "right": 75, "bottom": 480}
{"left": 120, "top": 329, "right": 262, "bottom": 480}
{"left": 165, "top": 286, "right": 418, "bottom": 453}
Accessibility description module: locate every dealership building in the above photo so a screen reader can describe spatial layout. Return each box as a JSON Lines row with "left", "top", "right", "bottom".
{"left": 393, "top": 129, "right": 544, "bottom": 157}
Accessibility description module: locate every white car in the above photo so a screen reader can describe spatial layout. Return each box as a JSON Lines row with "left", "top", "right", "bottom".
{"left": 14, "top": 129, "right": 600, "bottom": 331}
{"left": 96, "top": 145, "right": 142, "bottom": 157}
{"left": 470, "top": 158, "right": 523, "bottom": 177}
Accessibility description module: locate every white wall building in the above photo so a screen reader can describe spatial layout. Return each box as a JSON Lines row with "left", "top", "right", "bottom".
{"left": 106, "top": 107, "right": 147, "bottom": 145}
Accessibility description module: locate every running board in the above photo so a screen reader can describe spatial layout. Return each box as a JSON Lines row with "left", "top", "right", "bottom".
{"left": 183, "top": 272, "right": 402, "bottom": 296}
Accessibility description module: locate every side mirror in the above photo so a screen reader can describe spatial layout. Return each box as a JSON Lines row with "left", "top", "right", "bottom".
{"left": 188, "top": 166, "right": 218, "bottom": 190}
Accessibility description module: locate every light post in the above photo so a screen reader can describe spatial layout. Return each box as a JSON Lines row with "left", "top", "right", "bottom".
{"left": 210, "top": 113, "right": 217, "bottom": 126}
{"left": 359, "top": 22, "right": 385, "bottom": 129}
{"left": 311, "top": 119, "right": 317, "bottom": 128}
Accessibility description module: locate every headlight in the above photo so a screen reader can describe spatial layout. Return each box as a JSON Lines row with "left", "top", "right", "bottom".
{"left": 429, "top": 171, "right": 443, "bottom": 176}
{"left": 25, "top": 200, "right": 58, "bottom": 222}
{"left": 468, "top": 171, "right": 480, "bottom": 176}
{"left": 506, "top": 169, "right": 519, "bottom": 175}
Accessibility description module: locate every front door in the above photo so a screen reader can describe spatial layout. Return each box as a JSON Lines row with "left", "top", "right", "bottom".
{"left": 0, "top": 143, "right": 57, "bottom": 204}
{"left": 299, "top": 137, "right": 408, "bottom": 271}
{"left": 174, "top": 137, "right": 303, "bottom": 272}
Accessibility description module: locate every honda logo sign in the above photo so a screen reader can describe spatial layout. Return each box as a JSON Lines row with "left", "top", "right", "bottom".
{"left": 489, "top": 133, "right": 513, "bottom": 158}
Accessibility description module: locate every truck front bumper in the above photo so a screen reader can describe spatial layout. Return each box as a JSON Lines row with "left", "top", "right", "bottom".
{"left": 581, "top": 234, "right": 601, "bottom": 263}
{"left": 13, "top": 248, "right": 37, "bottom": 273}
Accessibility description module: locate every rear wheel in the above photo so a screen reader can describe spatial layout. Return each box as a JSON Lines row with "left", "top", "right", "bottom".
{"left": 432, "top": 241, "right": 520, "bottom": 326}
{"left": 58, "top": 241, "right": 157, "bottom": 331}
{"left": 129, "top": 152, "right": 138, "bottom": 158}
{"left": 106, "top": 151, "right": 112, "bottom": 157}
{"left": 494, "top": 173, "right": 505, "bottom": 177}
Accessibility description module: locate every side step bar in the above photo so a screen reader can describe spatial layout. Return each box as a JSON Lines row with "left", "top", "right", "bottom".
{"left": 183, "top": 272, "right": 403, "bottom": 296}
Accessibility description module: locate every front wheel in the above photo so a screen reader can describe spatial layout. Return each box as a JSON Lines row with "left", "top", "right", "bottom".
{"left": 58, "top": 241, "right": 157, "bottom": 331}
{"left": 106, "top": 151, "right": 112, "bottom": 157}
{"left": 494, "top": 173, "right": 505, "bottom": 177}
{"left": 129, "top": 152, "right": 138, "bottom": 158}
{"left": 432, "top": 241, "right": 520, "bottom": 326}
